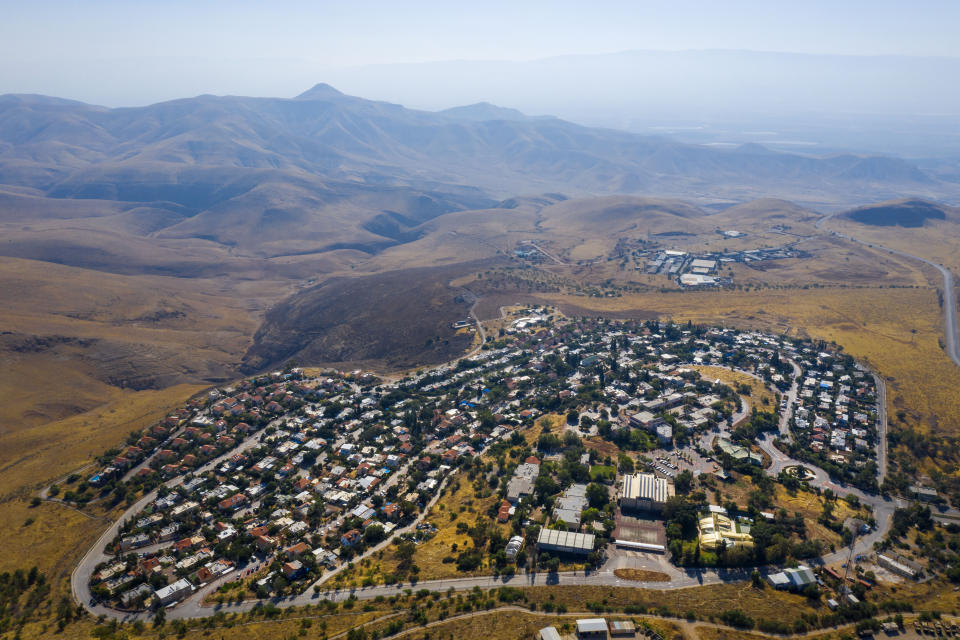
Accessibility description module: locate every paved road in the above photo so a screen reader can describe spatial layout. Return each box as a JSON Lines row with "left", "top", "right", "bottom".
{"left": 70, "top": 414, "right": 288, "bottom": 620}
{"left": 816, "top": 215, "right": 960, "bottom": 368}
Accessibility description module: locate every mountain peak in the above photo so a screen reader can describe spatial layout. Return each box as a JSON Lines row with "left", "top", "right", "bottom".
{"left": 295, "top": 83, "right": 346, "bottom": 101}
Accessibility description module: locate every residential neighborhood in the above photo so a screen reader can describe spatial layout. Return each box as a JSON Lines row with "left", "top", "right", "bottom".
{"left": 79, "top": 310, "right": 893, "bottom": 615}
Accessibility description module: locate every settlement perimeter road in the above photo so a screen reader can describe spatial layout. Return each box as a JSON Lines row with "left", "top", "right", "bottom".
{"left": 815, "top": 214, "right": 960, "bottom": 368}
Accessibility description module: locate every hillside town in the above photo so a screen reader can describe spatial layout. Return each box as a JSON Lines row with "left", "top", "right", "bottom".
{"left": 80, "top": 312, "right": 892, "bottom": 615}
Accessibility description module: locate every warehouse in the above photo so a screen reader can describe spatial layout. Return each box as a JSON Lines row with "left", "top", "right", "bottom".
{"left": 577, "top": 618, "right": 609, "bottom": 640}
{"left": 679, "top": 273, "right": 716, "bottom": 287}
{"left": 553, "top": 483, "right": 588, "bottom": 529}
{"left": 877, "top": 552, "right": 923, "bottom": 580}
{"left": 690, "top": 258, "right": 718, "bottom": 272}
{"left": 619, "top": 472, "right": 675, "bottom": 512}
{"left": 537, "top": 528, "right": 595, "bottom": 555}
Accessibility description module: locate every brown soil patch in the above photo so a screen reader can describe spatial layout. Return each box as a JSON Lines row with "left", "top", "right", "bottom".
{"left": 613, "top": 568, "right": 671, "bottom": 582}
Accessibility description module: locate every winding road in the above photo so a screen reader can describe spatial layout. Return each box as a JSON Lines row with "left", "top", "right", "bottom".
{"left": 815, "top": 214, "right": 960, "bottom": 368}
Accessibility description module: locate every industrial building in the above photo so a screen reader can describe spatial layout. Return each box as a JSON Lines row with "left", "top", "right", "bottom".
{"left": 553, "top": 483, "right": 588, "bottom": 529}
{"left": 506, "top": 459, "right": 540, "bottom": 503}
{"left": 766, "top": 565, "right": 816, "bottom": 590}
{"left": 619, "top": 472, "right": 675, "bottom": 512}
{"left": 577, "top": 618, "right": 609, "bottom": 640}
{"left": 537, "top": 528, "right": 595, "bottom": 555}
{"left": 679, "top": 273, "right": 716, "bottom": 287}
{"left": 877, "top": 552, "right": 923, "bottom": 580}
{"left": 689, "top": 258, "right": 717, "bottom": 273}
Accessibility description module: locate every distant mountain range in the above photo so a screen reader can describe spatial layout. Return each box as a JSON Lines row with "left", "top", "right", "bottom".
{"left": 0, "top": 84, "right": 955, "bottom": 258}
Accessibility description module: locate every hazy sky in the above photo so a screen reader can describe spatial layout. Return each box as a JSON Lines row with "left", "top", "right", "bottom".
{"left": 2, "top": 0, "right": 959, "bottom": 105}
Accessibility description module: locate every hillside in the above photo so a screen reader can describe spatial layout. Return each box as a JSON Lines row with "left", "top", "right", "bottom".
{"left": 0, "top": 88, "right": 954, "bottom": 252}
{"left": 841, "top": 198, "right": 956, "bottom": 228}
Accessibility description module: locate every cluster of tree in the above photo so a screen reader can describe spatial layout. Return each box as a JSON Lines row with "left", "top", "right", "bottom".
{"left": 0, "top": 567, "right": 54, "bottom": 634}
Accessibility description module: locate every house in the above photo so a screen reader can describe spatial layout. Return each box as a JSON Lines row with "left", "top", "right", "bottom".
{"left": 119, "top": 533, "right": 150, "bottom": 551}
{"left": 255, "top": 535, "right": 277, "bottom": 552}
{"left": 120, "top": 583, "right": 154, "bottom": 608}
{"left": 340, "top": 529, "right": 362, "bottom": 547}
{"left": 553, "top": 484, "right": 588, "bottom": 530}
{"left": 285, "top": 542, "right": 311, "bottom": 559}
{"left": 506, "top": 461, "right": 540, "bottom": 503}
{"left": 767, "top": 565, "right": 816, "bottom": 590}
{"left": 608, "top": 620, "right": 636, "bottom": 637}
{"left": 140, "top": 557, "right": 161, "bottom": 573}
{"left": 154, "top": 578, "right": 193, "bottom": 606}
{"left": 218, "top": 493, "right": 249, "bottom": 512}
{"left": 538, "top": 627, "right": 562, "bottom": 640}
{"left": 282, "top": 560, "right": 304, "bottom": 579}
{"left": 382, "top": 503, "right": 401, "bottom": 521}
{"left": 497, "top": 500, "right": 513, "bottom": 523}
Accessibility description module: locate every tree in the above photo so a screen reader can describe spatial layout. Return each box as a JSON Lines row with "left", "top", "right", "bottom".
{"left": 586, "top": 483, "right": 609, "bottom": 509}
{"left": 363, "top": 524, "right": 385, "bottom": 545}
{"left": 618, "top": 454, "right": 635, "bottom": 474}
{"left": 675, "top": 470, "right": 694, "bottom": 494}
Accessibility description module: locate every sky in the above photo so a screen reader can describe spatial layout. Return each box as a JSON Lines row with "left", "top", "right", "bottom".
{"left": 2, "top": 0, "right": 960, "bottom": 106}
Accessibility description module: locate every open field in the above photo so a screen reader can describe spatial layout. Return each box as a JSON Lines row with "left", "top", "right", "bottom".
{"left": 691, "top": 366, "right": 777, "bottom": 410}
{"left": 826, "top": 208, "right": 960, "bottom": 278}
{"left": 386, "top": 609, "right": 682, "bottom": 640}
{"left": 524, "top": 582, "right": 822, "bottom": 626}
{"left": 693, "top": 626, "right": 835, "bottom": 640}
{"left": 0, "top": 383, "right": 202, "bottom": 590}
{"left": 716, "top": 476, "right": 861, "bottom": 550}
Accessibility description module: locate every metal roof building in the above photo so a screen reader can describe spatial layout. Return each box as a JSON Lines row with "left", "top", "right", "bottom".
{"left": 577, "top": 618, "right": 608, "bottom": 639}
{"left": 537, "top": 528, "right": 595, "bottom": 554}
{"left": 538, "top": 627, "right": 562, "bottom": 640}
{"left": 619, "top": 472, "right": 675, "bottom": 512}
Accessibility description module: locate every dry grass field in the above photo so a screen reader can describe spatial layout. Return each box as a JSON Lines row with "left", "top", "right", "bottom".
{"left": 525, "top": 582, "right": 820, "bottom": 626}
{"left": 392, "top": 609, "right": 683, "bottom": 640}
{"left": 0, "top": 383, "right": 202, "bottom": 590}
{"left": 826, "top": 215, "right": 960, "bottom": 277}
{"left": 716, "top": 476, "right": 861, "bottom": 549}
{"left": 693, "top": 626, "right": 836, "bottom": 640}
{"left": 728, "top": 236, "right": 931, "bottom": 289}
{"left": 690, "top": 366, "right": 777, "bottom": 410}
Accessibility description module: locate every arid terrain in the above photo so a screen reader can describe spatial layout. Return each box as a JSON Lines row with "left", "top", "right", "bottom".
{"left": 2, "top": 86, "right": 960, "bottom": 639}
